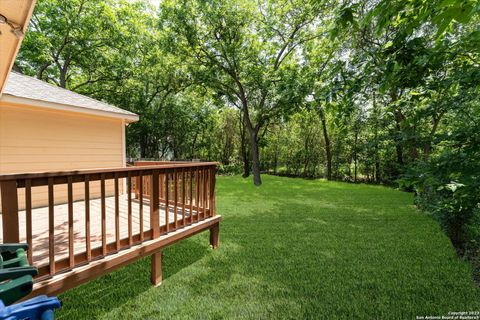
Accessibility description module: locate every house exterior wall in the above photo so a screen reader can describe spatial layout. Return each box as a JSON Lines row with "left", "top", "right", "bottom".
{"left": 0, "top": 102, "right": 125, "bottom": 209}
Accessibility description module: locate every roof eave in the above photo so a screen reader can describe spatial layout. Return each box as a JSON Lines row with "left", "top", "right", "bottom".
{"left": 0, "top": 0, "right": 37, "bottom": 96}
{"left": 0, "top": 94, "right": 139, "bottom": 123}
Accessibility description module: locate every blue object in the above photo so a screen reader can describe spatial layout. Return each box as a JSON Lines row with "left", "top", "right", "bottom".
{"left": 0, "top": 295, "right": 61, "bottom": 320}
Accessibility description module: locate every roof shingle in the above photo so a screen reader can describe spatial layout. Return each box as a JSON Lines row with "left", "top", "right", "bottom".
{"left": 2, "top": 72, "right": 138, "bottom": 120}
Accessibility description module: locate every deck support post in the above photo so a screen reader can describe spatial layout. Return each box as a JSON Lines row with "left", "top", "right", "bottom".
{"left": 150, "top": 170, "right": 162, "bottom": 286}
{"left": 209, "top": 222, "right": 220, "bottom": 249}
{"left": 0, "top": 180, "right": 19, "bottom": 243}
{"left": 151, "top": 251, "right": 163, "bottom": 286}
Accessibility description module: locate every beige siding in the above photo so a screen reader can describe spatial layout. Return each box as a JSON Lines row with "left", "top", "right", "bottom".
{"left": 0, "top": 102, "right": 125, "bottom": 209}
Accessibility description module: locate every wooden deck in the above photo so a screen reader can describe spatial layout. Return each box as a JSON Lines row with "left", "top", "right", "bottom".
{"left": 0, "top": 162, "right": 220, "bottom": 295}
{"left": 0, "top": 194, "right": 198, "bottom": 267}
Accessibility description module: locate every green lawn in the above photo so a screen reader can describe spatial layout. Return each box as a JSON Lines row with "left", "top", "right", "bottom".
{"left": 57, "top": 175, "right": 480, "bottom": 319}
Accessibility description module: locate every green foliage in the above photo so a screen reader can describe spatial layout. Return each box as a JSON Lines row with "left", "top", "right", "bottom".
{"left": 366, "top": 0, "right": 479, "bottom": 39}
{"left": 363, "top": 0, "right": 480, "bottom": 256}
{"left": 401, "top": 110, "right": 480, "bottom": 254}
{"left": 17, "top": 0, "right": 154, "bottom": 88}
{"left": 262, "top": 109, "right": 324, "bottom": 177}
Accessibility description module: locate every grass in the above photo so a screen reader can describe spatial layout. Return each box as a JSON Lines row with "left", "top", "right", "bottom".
{"left": 57, "top": 175, "right": 480, "bottom": 319}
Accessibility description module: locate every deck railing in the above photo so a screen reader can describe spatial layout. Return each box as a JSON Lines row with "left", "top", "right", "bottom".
{"left": 0, "top": 162, "right": 217, "bottom": 280}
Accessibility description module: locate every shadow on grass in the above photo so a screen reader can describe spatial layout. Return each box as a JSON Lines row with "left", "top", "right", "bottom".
{"left": 57, "top": 238, "right": 209, "bottom": 319}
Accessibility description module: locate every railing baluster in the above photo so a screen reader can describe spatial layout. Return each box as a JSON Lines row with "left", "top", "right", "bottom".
{"left": 135, "top": 174, "right": 140, "bottom": 200}
{"left": 203, "top": 168, "right": 208, "bottom": 220}
{"left": 210, "top": 166, "right": 216, "bottom": 217}
{"left": 165, "top": 172, "right": 170, "bottom": 232}
{"left": 85, "top": 175, "right": 91, "bottom": 261}
{"left": 174, "top": 169, "right": 178, "bottom": 229}
{"left": 144, "top": 175, "right": 148, "bottom": 200}
{"left": 198, "top": 169, "right": 202, "bottom": 220}
{"left": 189, "top": 170, "right": 193, "bottom": 224}
{"left": 115, "top": 173, "right": 120, "bottom": 251}
{"left": 201, "top": 168, "right": 205, "bottom": 220}
{"left": 128, "top": 172, "right": 132, "bottom": 246}
{"left": 151, "top": 170, "right": 160, "bottom": 237}
{"left": 101, "top": 174, "right": 106, "bottom": 256}
{"left": 203, "top": 168, "right": 207, "bottom": 219}
{"left": 204, "top": 168, "right": 208, "bottom": 218}
{"left": 160, "top": 173, "right": 164, "bottom": 202}
{"left": 199, "top": 168, "right": 203, "bottom": 220}
{"left": 139, "top": 171, "right": 144, "bottom": 242}
{"left": 195, "top": 167, "right": 200, "bottom": 222}
{"left": 182, "top": 168, "right": 186, "bottom": 226}
{"left": 48, "top": 177, "right": 55, "bottom": 275}
{"left": 205, "top": 168, "right": 210, "bottom": 217}
{"left": 68, "top": 176, "right": 74, "bottom": 268}
{"left": 25, "top": 179, "right": 33, "bottom": 264}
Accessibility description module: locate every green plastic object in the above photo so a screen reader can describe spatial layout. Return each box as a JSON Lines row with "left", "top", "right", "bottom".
{"left": 0, "top": 244, "right": 29, "bottom": 268}
{"left": 0, "top": 275, "right": 34, "bottom": 306}
{"left": 0, "top": 244, "right": 38, "bottom": 306}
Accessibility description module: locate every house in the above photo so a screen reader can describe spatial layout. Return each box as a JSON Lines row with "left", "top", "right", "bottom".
{"left": 1, "top": 72, "right": 139, "bottom": 174}
{"left": 0, "top": 72, "right": 139, "bottom": 208}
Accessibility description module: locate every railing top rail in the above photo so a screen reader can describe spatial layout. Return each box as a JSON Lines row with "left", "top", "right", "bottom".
{"left": 0, "top": 162, "right": 218, "bottom": 182}
{"left": 134, "top": 161, "right": 193, "bottom": 164}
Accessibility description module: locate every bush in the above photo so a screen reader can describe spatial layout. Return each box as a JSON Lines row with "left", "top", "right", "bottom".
{"left": 400, "top": 122, "right": 480, "bottom": 257}
{"left": 217, "top": 162, "right": 243, "bottom": 176}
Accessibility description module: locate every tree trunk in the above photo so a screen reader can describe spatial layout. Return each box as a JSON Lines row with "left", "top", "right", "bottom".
{"left": 191, "top": 129, "right": 199, "bottom": 159}
{"left": 173, "top": 144, "right": 178, "bottom": 160}
{"left": 140, "top": 135, "right": 147, "bottom": 159}
{"left": 242, "top": 147, "right": 250, "bottom": 178}
{"left": 319, "top": 107, "right": 332, "bottom": 180}
{"left": 423, "top": 114, "right": 442, "bottom": 160}
{"left": 273, "top": 148, "right": 278, "bottom": 175}
{"left": 235, "top": 78, "right": 262, "bottom": 185}
{"left": 347, "top": 158, "right": 352, "bottom": 178}
{"left": 373, "top": 92, "right": 381, "bottom": 183}
{"left": 354, "top": 130, "right": 358, "bottom": 183}
{"left": 239, "top": 112, "right": 250, "bottom": 178}
{"left": 59, "top": 69, "right": 67, "bottom": 88}
{"left": 409, "top": 123, "right": 418, "bottom": 161}
{"left": 58, "top": 50, "right": 71, "bottom": 89}
{"left": 394, "top": 112, "right": 405, "bottom": 166}
{"left": 303, "top": 137, "right": 310, "bottom": 177}
{"left": 237, "top": 91, "right": 261, "bottom": 185}
{"left": 390, "top": 90, "right": 406, "bottom": 168}
{"left": 334, "top": 141, "right": 341, "bottom": 179}
{"left": 248, "top": 130, "right": 262, "bottom": 186}
{"left": 395, "top": 142, "right": 404, "bottom": 166}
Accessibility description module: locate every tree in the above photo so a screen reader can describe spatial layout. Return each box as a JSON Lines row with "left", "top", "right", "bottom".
{"left": 159, "top": 0, "right": 324, "bottom": 185}
{"left": 17, "top": 0, "right": 151, "bottom": 89}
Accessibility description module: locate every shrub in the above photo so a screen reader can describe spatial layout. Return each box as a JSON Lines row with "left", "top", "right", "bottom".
{"left": 400, "top": 122, "right": 480, "bottom": 257}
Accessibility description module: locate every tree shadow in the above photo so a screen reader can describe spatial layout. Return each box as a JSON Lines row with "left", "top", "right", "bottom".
{"left": 57, "top": 238, "right": 210, "bottom": 319}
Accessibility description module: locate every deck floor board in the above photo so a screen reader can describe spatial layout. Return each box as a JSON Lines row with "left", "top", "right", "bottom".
{"left": 0, "top": 194, "right": 196, "bottom": 267}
